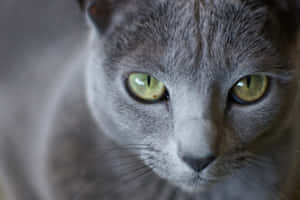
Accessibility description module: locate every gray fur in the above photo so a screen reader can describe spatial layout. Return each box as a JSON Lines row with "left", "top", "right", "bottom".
{"left": 1, "top": 0, "right": 300, "bottom": 200}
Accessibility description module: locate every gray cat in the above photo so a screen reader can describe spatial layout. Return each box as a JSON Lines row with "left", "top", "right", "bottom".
{"left": 1, "top": 0, "right": 300, "bottom": 199}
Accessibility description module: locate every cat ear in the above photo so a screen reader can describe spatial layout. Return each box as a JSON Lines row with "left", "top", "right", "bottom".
{"left": 78, "top": 0, "right": 131, "bottom": 34}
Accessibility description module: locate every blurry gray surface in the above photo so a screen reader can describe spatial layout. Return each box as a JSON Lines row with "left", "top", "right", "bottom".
{"left": 0, "top": 0, "right": 86, "bottom": 136}
{"left": 0, "top": 0, "right": 87, "bottom": 198}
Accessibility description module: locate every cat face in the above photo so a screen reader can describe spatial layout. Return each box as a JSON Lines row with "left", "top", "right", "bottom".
{"left": 82, "top": 0, "right": 299, "bottom": 192}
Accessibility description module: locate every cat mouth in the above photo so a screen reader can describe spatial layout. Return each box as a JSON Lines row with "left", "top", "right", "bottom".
{"left": 182, "top": 151, "right": 270, "bottom": 192}
{"left": 141, "top": 144, "right": 267, "bottom": 193}
{"left": 155, "top": 151, "right": 267, "bottom": 193}
{"left": 180, "top": 173, "right": 218, "bottom": 193}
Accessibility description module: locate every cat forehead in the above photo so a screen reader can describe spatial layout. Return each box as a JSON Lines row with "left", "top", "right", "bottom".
{"left": 105, "top": 0, "right": 271, "bottom": 54}
{"left": 109, "top": 0, "right": 268, "bottom": 34}
{"left": 103, "top": 0, "right": 281, "bottom": 78}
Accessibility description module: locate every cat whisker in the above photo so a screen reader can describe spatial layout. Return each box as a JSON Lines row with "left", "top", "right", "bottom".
{"left": 115, "top": 171, "right": 155, "bottom": 200}
{"left": 239, "top": 160, "right": 289, "bottom": 200}
{"left": 108, "top": 157, "right": 154, "bottom": 172}
{"left": 97, "top": 146, "right": 156, "bottom": 154}
{"left": 245, "top": 157, "right": 274, "bottom": 170}
{"left": 99, "top": 164, "right": 155, "bottom": 198}
{"left": 242, "top": 156, "right": 284, "bottom": 199}
{"left": 91, "top": 144, "right": 158, "bottom": 158}
{"left": 94, "top": 151, "right": 154, "bottom": 163}
{"left": 72, "top": 157, "right": 156, "bottom": 200}
{"left": 88, "top": 148, "right": 157, "bottom": 163}
{"left": 104, "top": 143, "right": 153, "bottom": 149}
{"left": 151, "top": 178, "right": 166, "bottom": 200}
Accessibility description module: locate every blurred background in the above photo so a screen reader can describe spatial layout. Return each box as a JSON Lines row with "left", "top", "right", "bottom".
{"left": 0, "top": 0, "right": 88, "bottom": 199}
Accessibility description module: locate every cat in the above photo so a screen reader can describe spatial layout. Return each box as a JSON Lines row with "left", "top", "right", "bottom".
{"left": 1, "top": 0, "right": 300, "bottom": 199}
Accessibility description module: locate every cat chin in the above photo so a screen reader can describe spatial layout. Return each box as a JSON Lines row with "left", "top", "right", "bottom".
{"left": 175, "top": 177, "right": 216, "bottom": 193}
{"left": 151, "top": 165, "right": 218, "bottom": 193}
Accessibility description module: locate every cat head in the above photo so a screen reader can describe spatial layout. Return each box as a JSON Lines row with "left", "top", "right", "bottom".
{"left": 80, "top": 0, "right": 299, "bottom": 192}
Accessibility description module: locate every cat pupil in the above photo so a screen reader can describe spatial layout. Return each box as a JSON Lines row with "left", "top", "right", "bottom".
{"left": 246, "top": 77, "right": 251, "bottom": 88}
{"left": 147, "top": 75, "right": 151, "bottom": 87}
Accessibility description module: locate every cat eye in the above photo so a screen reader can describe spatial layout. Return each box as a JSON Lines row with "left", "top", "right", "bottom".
{"left": 127, "top": 73, "right": 166, "bottom": 102}
{"left": 231, "top": 75, "right": 269, "bottom": 104}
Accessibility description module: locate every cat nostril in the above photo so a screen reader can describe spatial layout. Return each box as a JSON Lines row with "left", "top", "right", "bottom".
{"left": 181, "top": 154, "right": 216, "bottom": 172}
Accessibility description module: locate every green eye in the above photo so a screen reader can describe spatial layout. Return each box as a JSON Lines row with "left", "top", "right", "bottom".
{"left": 232, "top": 75, "right": 269, "bottom": 104}
{"left": 127, "top": 73, "right": 166, "bottom": 102}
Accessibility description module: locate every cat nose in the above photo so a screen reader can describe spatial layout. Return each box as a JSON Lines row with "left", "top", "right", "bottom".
{"left": 180, "top": 154, "right": 216, "bottom": 172}
{"left": 174, "top": 117, "right": 219, "bottom": 172}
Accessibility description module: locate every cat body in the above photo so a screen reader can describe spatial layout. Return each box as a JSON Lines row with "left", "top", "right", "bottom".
{"left": 1, "top": 0, "right": 300, "bottom": 200}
